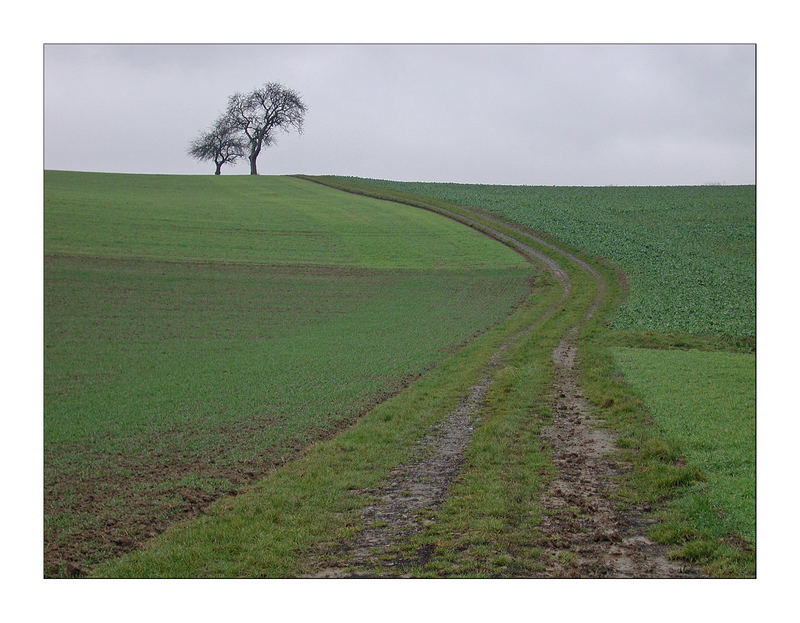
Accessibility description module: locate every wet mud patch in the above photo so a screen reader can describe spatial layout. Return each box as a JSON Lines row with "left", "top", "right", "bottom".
{"left": 535, "top": 332, "right": 700, "bottom": 578}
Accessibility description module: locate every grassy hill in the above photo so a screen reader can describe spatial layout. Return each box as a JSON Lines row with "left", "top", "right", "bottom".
{"left": 44, "top": 172, "right": 755, "bottom": 578}
{"left": 44, "top": 171, "right": 537, "bottom": 576}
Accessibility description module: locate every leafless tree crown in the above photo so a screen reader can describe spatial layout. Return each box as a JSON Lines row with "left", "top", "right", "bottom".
{"left": 188, "top": 82, "right": 307, "bottom": 175}
{"left": 187, "top": 116, "right": 246, "bottom": 175}
{"left": 226, "top": 82, "right": 307, "bottom": 175}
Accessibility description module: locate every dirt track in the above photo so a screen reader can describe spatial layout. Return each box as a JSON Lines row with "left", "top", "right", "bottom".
{"left": 303, "top": 184, "right": 699, "bottom": 578}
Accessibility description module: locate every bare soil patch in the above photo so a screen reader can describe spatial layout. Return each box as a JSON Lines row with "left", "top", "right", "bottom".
{"left": 44, "top": 376, "right": 420, "bottom": 578}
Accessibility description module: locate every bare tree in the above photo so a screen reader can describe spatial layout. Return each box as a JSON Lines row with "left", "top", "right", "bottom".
{"left": 226, "top": 82, "right": 307, "bottom": 175}
{"left": 188, "top": 117, "right": 245, "bottom": 175}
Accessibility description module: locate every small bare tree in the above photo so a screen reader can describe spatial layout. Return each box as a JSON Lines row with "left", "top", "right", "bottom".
{"left": 188, "top": 117, "right": 246, "bottom": 175}
{"left": 226, "top": 82, "right": 307, "bottom": 175}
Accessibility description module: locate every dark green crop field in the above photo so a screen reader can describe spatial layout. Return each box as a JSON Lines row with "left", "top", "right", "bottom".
{"left": 352, "top": 178, "right": 755, "bottom": 339}
{"left": 44, "top": 172, "right": 536, "bottom": 576}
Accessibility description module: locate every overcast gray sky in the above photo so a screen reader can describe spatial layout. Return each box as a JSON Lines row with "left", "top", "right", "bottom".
{"left": 44, "top": 44, "right": 754, "bottom": 185}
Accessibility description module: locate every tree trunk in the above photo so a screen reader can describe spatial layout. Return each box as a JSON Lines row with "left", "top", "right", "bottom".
{"left": 214, "top": 162, "right": 222, "bottom": 175}
{"left": 249, "top": 140, "right": 261, "bottom": 175}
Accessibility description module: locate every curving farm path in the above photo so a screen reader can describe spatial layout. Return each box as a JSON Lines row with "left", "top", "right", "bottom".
{"left": 303, "top": 177, "right": 698, "bottom": 578}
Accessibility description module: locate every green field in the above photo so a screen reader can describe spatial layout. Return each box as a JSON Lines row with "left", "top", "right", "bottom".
{"left": 352, "top": 178, "right": 755, "bottom": 339}
{"left": 45, "top": 172, "right": 526, "bottom": 269}
{"left": 44, "top": 171, "right": 756, "bottom": 578}
{"left": 44, "top": 171, "right": 536, "bottom": 576}
{"left": 613, "top": 347, "right": 755, "bottom": 574}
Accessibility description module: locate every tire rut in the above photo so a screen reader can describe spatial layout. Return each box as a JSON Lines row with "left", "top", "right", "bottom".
{"left": 535, "top": 330, "right": 698, "bottom": 578}
{"left": 311, "top": 367, "right": 496, "bottom": 577}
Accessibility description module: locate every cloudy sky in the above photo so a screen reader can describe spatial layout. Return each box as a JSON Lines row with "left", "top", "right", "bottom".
{"left": 44, "top": 44, "right": 754, "bottom": 185}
